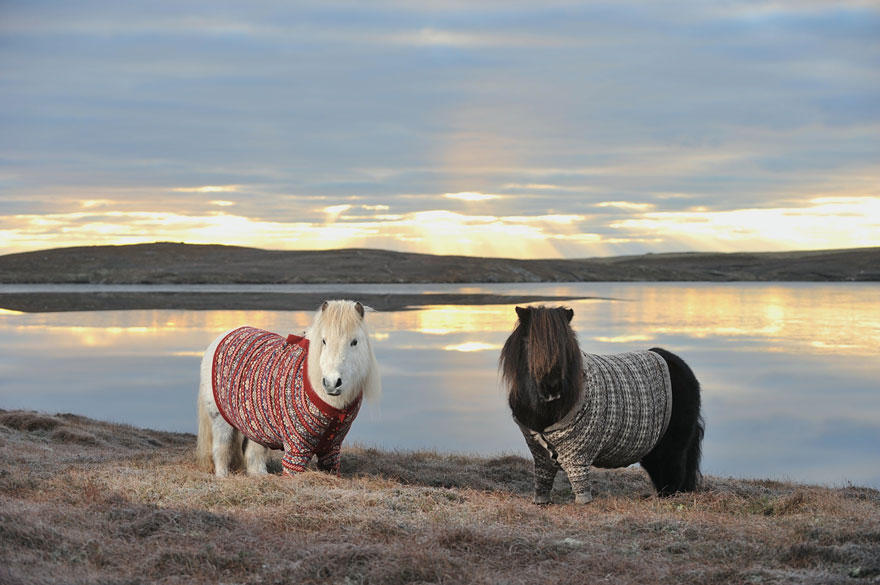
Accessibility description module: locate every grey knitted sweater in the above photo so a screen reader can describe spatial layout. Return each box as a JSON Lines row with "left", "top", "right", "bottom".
{"left": 516, "top": 350, "right": 672, "bottom": 502}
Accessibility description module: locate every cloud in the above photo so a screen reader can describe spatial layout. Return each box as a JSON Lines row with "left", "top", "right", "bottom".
{"left": 596, "top": 201, "right": 655, "bottom": 211}
{"left": 0, "top": 1, "right": 878, "bottom": 256}
{"left": 3, "top": 195, "right": 877, "bottom": 258}
{"left": 172, "top": 185, "right": 241, "bottom": 193}
{"left": 0, "top": 207, "right": 594, "bottom": 258}
{"left": 443, "top": 192, "right": 503, "bottom": 202}
{"left": 609, "top": 196, "right": 880, "bottom": 251}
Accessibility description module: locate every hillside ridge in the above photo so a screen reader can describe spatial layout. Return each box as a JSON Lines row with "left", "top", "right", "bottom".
{"left": 2, "top": 242, "right": 878, "bottom": 283}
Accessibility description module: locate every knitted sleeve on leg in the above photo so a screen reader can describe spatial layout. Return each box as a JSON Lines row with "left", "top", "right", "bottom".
{"left": 281, "top": 448, "right": 310, "bottom": 475}
{"left": 316, "top": 446, "right": 342, "bottom": 476}
{"left": 520, "top": 427, "right": 560, "bottom": 495}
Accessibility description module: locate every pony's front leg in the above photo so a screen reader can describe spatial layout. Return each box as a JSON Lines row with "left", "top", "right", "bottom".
{"left": 317, "top": 448, "right": 341, "bottom": 476}
{"left": 561, "top": 461, "right": 594, "bottom": 504}
{"left": 533, "top": 471, "right": 556, "bottom": 505}
{"left": 521, "top": 430, "right": 559, "bottom": 504}
{"left": 280, "top": 447, "right": 309, "bottom": 475}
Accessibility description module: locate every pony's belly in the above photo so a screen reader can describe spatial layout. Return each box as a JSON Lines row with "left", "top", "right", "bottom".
{"left": 591, "top": 453, "right": 644, "bottom": 469}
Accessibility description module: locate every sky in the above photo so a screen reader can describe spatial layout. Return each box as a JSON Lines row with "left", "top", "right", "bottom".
{"left": 1, "top": 0, "right": 878, "bottom": 259}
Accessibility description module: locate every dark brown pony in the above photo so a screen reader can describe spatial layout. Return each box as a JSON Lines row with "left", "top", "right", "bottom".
{"left": 500, "top": 305, "right": 704, "bottom": 497}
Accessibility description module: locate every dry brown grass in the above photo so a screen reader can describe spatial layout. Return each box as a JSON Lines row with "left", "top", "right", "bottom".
{"left": 1, "top": 408, "right": 878, "bottom": 585}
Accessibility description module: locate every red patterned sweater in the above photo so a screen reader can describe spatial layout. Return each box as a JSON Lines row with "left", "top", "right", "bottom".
{"left": 211, "top": 326, "right": 362, "bottom": 475}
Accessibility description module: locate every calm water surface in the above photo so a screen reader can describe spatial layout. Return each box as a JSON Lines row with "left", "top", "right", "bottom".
{"left": 1, "top": 282, "right": 878, "bottom": 488}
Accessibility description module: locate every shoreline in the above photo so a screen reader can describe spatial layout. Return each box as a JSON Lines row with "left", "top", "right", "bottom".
{"left": 0, "top": 291, "right": 606, "bottom": 313}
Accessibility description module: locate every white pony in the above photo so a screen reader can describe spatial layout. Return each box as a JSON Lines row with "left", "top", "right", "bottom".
{"left": 196, "top": 300, "right": 381, "bottom": 477}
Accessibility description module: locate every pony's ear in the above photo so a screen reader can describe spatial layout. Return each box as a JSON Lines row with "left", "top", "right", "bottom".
{"left": 355, "top": 301, "right": 365, "bottom": 318}
{"left": 515, "top": 306, "right": 531, "bottom": 326}
{"left": 321, "top": 301, "right": 329, "bottom": 312}
{"left": 564, "top": 308, "right": 574, "bottom": 323}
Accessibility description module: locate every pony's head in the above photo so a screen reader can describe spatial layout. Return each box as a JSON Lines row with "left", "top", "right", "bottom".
{"left": 500, "top": 305, "right": 583, "bottom": 431}
{"left": 306, "top": 300, "right": 381, "bottom": 409}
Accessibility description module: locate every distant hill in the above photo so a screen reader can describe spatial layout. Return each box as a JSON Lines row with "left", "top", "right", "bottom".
{"left": 0, "top": 242, "right": 878, "bottom": 283}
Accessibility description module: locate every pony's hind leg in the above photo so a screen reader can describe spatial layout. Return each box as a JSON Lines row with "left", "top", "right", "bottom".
{"left": 210, "top": 417, "right": 242, "bottom": 477}
{"left": 243, "top": 438, "right": 271, "bottom": 475}
{"left": 681, "top": 415, "right": 705, "bottom": 491}
{"left": 641, "top": 347, "right": 703, "bottom": 496}
{"left": 641, "top": 445, "right": 687, "bottom": 496}
{"left": 198, "top": 330, "right": 244, "bottom": 477}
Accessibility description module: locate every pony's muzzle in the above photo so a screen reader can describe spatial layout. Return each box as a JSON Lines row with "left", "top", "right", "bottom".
{"left": 322, "top": 376, "right": 343, "bottom": 395}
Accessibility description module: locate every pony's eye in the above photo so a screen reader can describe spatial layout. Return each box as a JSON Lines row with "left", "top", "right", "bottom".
{"left": 322, "top": 339, "right": 326, "bottom": 345}
{"left": 351, "top": 339, "right": 358, "bottom": 346}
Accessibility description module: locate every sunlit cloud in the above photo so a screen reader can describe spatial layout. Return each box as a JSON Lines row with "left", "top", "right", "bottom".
{"left": 210, "top": 200, "right": 236, "bottom": 207}
{"left": 502, "top": 183, "right": 592, "bottom": 193}
{"left": 2, "top": 194, "right": 877, "bottom": 257}
{"left": 594, "top": 335, "right": 654, "bottom": 343}
{"left": 172, "top": 185, "right": 241, "bottom": 193}
{"left": 81, "top": 199, "right": 115, "bottom": 208}
{"left": 323, "top": 204, "right": 353, "bottom": 217}
{"left": 596, "top": 201, "right": 655, "bottom": 211}
{"left": 0, "top": 208, "right": 595, "bottom": 258}
{"left": 443, "top": 192, "right": 502, "bottom": 202}
{"left": 611, "top": 196, "right": 880, "bottom": 251}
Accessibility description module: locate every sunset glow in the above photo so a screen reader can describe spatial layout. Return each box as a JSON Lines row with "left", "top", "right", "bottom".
{"left": 1, "top": 1, "right": 877, "bottom": 257}
{"left": 0, "top": 193, "right": 876, "bottom": 258}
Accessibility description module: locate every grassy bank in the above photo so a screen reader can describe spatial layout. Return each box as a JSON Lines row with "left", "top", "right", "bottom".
{"left": 1, "top": 410, "right": 878, "bottom": 584}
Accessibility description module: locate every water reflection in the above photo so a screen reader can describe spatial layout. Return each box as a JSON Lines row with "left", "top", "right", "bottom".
{"left": 1, "top": 283, "right": 878, "bottom": 488}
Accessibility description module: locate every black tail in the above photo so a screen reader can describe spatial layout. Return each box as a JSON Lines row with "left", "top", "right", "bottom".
{"left": 641, "top": 347, "right": 704, "bottom": 495}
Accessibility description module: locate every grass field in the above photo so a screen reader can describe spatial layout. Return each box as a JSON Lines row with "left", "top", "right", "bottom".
{"left": 1, "top": 409, "right": 878, "bottom": 584}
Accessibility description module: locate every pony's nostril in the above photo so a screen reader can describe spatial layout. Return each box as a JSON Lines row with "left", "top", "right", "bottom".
{"left": 334, "top": 378, "right": 342, "bottom": 388}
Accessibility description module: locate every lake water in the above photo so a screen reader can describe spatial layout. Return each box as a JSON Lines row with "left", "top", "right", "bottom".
{"left": 1, "top": 282, "right": 878, "bottom": 488}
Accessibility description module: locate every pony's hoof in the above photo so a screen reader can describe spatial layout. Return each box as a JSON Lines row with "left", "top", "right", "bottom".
{"left": 534, "top": 494, "right": 551, "bottom": 505}
{"left": 574, "top": 493, "right": 593, "bottom": 504}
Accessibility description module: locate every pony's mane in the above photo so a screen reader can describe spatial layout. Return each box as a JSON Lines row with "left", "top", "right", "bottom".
{"left": 308, "top": 300, "right": 381, "bottom": 403}
{"left": 310, "top": 299, "right": 366, "bottom": 340}
{"left": 500, "top": 306, "right": 583, "bottom": 431}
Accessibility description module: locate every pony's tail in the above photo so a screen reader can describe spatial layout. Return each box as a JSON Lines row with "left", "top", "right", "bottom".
{"left": 196, "top": 397, "right": 214, "bottom": 473}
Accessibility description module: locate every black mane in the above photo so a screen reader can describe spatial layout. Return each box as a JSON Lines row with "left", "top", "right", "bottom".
{"left": 500, "top": 306, "right": 583, "bottom": 432}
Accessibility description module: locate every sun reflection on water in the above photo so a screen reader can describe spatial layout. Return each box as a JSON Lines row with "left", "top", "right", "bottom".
{"left": 3, "top": 284, "right": 877, "bottom": 357}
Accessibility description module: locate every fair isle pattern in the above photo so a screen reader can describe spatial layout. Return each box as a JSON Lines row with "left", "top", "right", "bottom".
{"left": 212, "top": 326, "right": 361, "bottom": 475}
{"left": 518, "top": 350, "right": 672, "bottom": 500}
